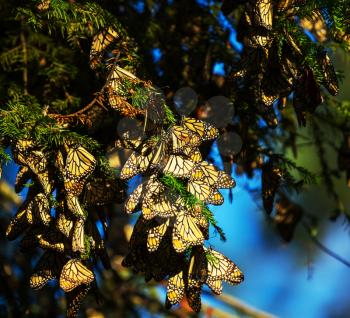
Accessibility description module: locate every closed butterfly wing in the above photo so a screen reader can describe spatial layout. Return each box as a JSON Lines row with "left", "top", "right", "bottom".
{"left": 186, "top": 285, "right": 202, "bottom": 313}
{"left": 170, "top": 126, "right": 201, "bottom": 153}
{"left": 182, "top": 117, "right": 219, "bottom": 141}
{"left": 166, "top": 271, "right": 185, "bottom": 307}
{"left": 38, "top": 229, "right": 71, "bottom": 253}
{"left": 187, "top": 179, "right": 211, "bottom": 201}
{"left": 205, "top": 248, "right": 244, "bottom": 294}
{"left": 56, "top": 212, "right": 74, "bottom": 238}
{"left": 206, "top": 190, "right": 224, "bottom": 206}
{"left": 216, "top": 171, "right": 236, "bottom": 189}
{"left": 72, "top": 219, "right": 85, "bottom": 254}
{"left": 191, "top": 161, "right": 219, "bottom": 186}
{"left": 147, "top": 219, "right": 170, "bottom": 252}
{"left": 90, "top": 27, "right": 119, "bottom": 69}
{"left": 6, "top": 206, "right": 30, "bottom": 240}
{"left": 30, "top": 251, "right": 66, "bottom": 289}
{"left": 120, "top": 151, "right": 140, "bottom": 180}
{"left": 60, "top": 259, "right": 94, "bottom": 292}
{"left": 162, "top": 155, "right": 194, "bottom": 178}
{"left": 66, "top": 195, "right": 86, "bottom": 220}
{"left": 29, "top": 193, "right": 51, "bottom": 226}
{"left": 15, "top": 166, "right": 31, "bottom": 193}
{"left": 66, "top": 283, "right": 92, "bottom": 318}
{"left": 64, "top": 146, "right": 96, "bottom": 182}
{"left": 253, "top": 0, "right": 273, "bottom": 30}
{"left": 172, "top": 211, "right": 204, "bottom": 253}
{"left": 182, "top": 147, "right": 202, "bottom": 163}
{"left": 142, "top": 194, "right": 177, "bottom": 219}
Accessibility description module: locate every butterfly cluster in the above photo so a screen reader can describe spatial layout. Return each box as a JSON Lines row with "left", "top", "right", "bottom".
{"left": 119, "top": 117, "right": 243, "bottom": 312}
{"left": 224, "top": 0, "right": 339, "bottom": 127}
{"left": 6, "top": 138, "right": 125, "bottom": 317}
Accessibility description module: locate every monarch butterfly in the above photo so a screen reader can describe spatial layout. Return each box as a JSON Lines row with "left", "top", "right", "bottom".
{"left": 90, "top": 27, "right": 119, "bottom": 69}
{"left": 276, "top": 0, "right": 306, "bottom": 11}
{"left": 147, "top": 218, "right": 170, "bottom": 252}
{"left": 72, "top": 219, "right": 85, "bottom": 254}
{"left": 6, "top": 205, "right": 29, "bottom": 240}
{"left": 182, "top": 147, "right": 202, "bottom": 163}
{"left": 206, "top": 190, "right": 224, "bottom": 206}
{"left": 56, "top": 212, "right": 74, "bottom": 238}
{"left": 187, "top": 179, "right": 211, "bottom": 201}
{"left": 262, "top": 161, "right": 282, "bottom": 215}
{"left": 20, "top": 227, "right": 41, "bottom": 251}
{"left": 190, "top": 161, "right": 220, "bottom": 186}
{"left": 27, "top": 193, "right": 51, "bottom": 226}
{"left": 66, "top": 283, "right": 92, "bottom": 318}
{"left": 186, "top": 286, "right": 202, "bottom": 313}
{"left": 124, "top": 176, "right": 165, "bottom": 214}
{"left": 172, "top": 210, "right": 204, "bottom": 253}
{"left": 38, "top": 229, "right": 71, "bottom": 253}
{"left": 182, "top": 117, "right": 219, "bottom": 141}
{"left": 64, "top": 145, "right": 96, "bottom": 182}
{"left": 169, "top": 125, "right": 201, "bottom": 153}
{"left": 189, "top": 206, "right": 209, "bottom": 239}
{"left": 120, "top": 151, "right": 140, "bottom": 179}
{"left": 15, "top": 166, "right": 31, "bottom": 193}
{"left": 204, "top": 248, "right": 244, "bottom": 295}
{"left": 166, "top": 271, "right": 185, "bottom": 307}
{"left": 106, "top": 66, "right": 145, "bottom": 117}
{"left": 83, "top": 177, "right": 124, "bottom": 206}
{"left": 216, "top": 171, "right": 236, "bottom": 189}
{"left": 274, "top": 192, "right": 303, "bottom": 242}
{"left": 30, "top": 251, "right": 66, "bottom": 289}
{"left": 60, "top": 259, "right": 95, "bottom": 292}
{"left": 66, "top": 195, "right": 86, "bottom": 220}
{"left": 142, "top": 193, "right": 177, "bottom": 219}
{"left": 252, "top": 0, "right": 273, "bottom": 31}
{"left": 162, "top": 155, "right": 195, "bottom": 178}
{"left": 12, "top": 139, "right": 35, "bottom": 165}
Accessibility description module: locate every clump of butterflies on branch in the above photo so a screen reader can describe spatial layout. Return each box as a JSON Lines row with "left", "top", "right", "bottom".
{"left": 2, "top": 12, "right": 244, "bottom": 318}
{"left": 2, "top": 0, "right": 350, "bottom": 316}
{"left": 223, "top": 0, "right": 340, "bottom": 127}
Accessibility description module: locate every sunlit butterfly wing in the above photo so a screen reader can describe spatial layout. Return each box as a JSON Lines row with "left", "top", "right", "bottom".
{"left": 60, "top": 259, "right": 95, "bottom": 292}
{"left": 27, "top": 193, "right": 51, "bottom": 226}
{"left": 72, "top": 218, "right": 85, "bottom": 254}
{"left": 216, "top": 170, "right": 236, "bottom": 189}
{"left": 120, "top": 151, "right": 140, "bottom": 180}
{"left": 169, "top": 126, "right": 201, "bottom": 153}
{"left": 187, "top": 179, "right": 211, "bottom": 201}
{"left": 90, "top": 27, "right": 119, "bottom": 69}
{"left": 147, "top": 219, "right": 170, "bottom": 252}
{"left": 182, "top": 117, "right": 219, "bottom": 141}
{"left": 205, "top": 248, "right": 244, "bottom": 294}
{"left": 252, "top": 0, "right": 273, "bottom": 30}
{"left": 64, "top": 146, "right": 96, "bottom": 182}
{"left": 165, "top": 271, "right": 185, "bottom": 307}
{"left": 66, "top": 195, "right": 86, "bottom": 220}
{"left": 56, "top": 212, "right": 74, "bottom": 238}
{"left": 162, "top": 155, "right": 194, "bottom": 178}
{"left": 206, "top": 190, "right": 224, "bottom": 205}
{"left": 172, "top": 211, "right": 204, "bottom": 253}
